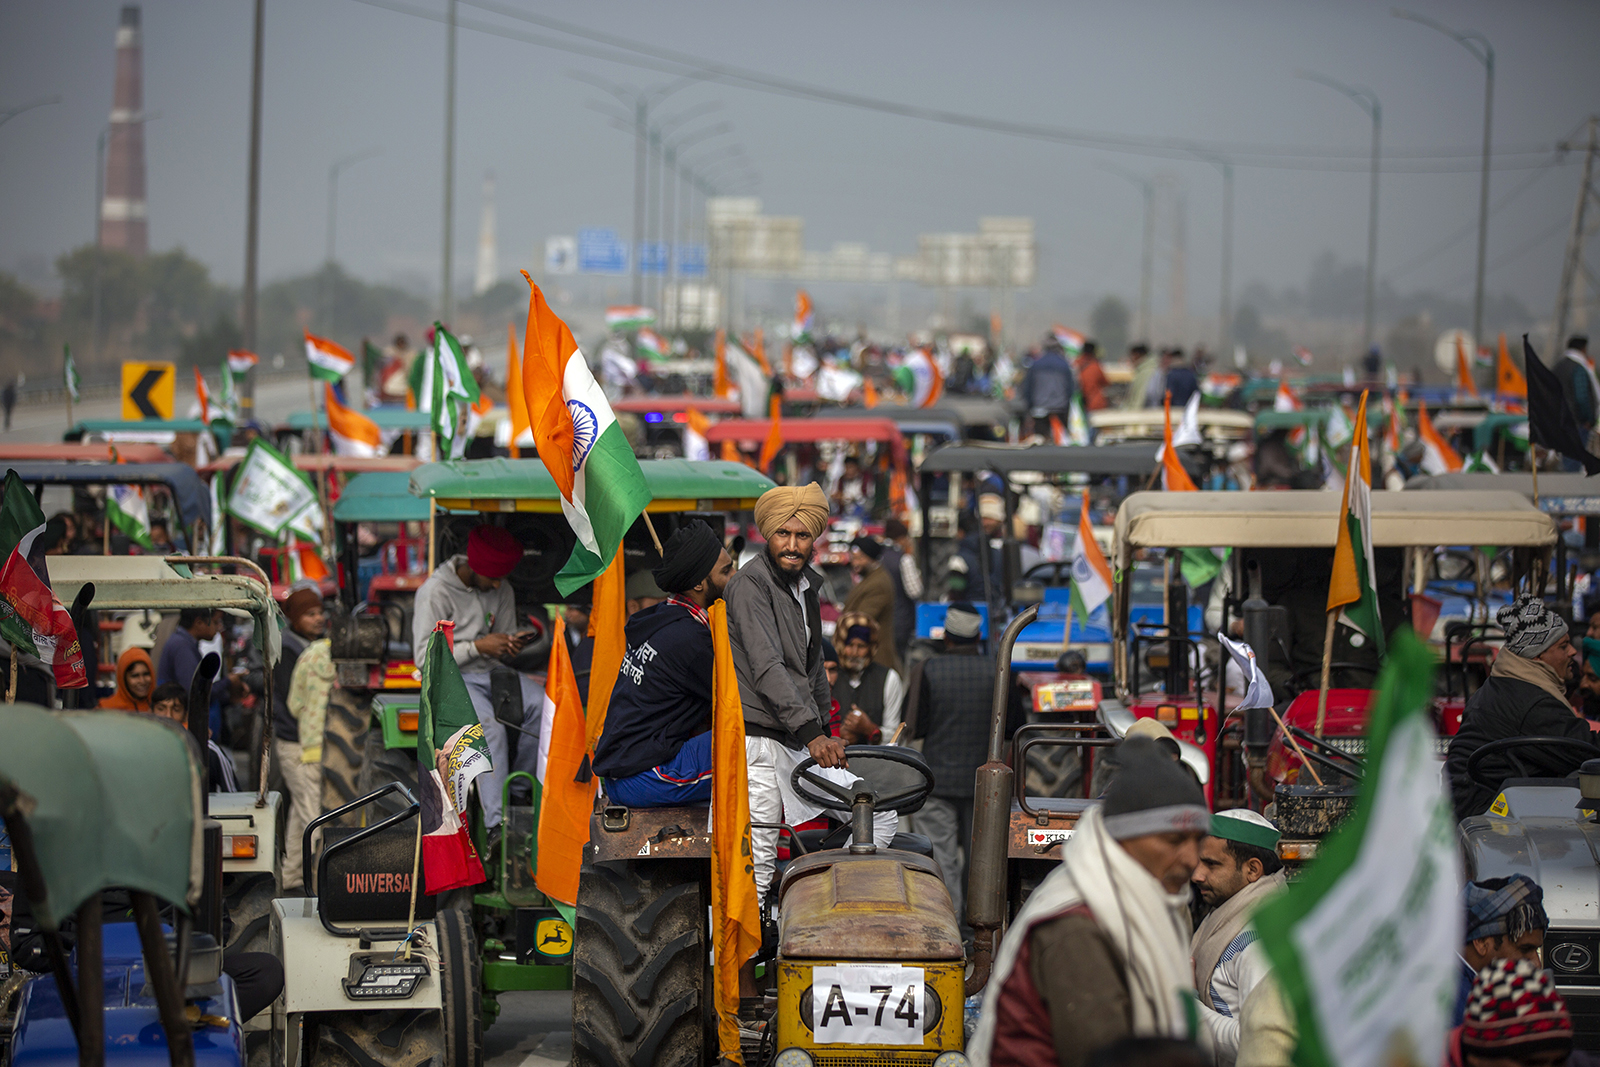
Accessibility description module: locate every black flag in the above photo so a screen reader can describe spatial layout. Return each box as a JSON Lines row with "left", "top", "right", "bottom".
{"left": 1524, "top": 334, "right": 1600, "bottom": 476}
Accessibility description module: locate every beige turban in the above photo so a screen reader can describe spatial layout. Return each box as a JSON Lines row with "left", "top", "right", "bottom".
{"left": 753, "top": 483, "right": 831, "bottom": 540}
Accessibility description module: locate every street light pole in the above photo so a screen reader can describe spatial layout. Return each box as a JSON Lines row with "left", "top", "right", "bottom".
{"left": 92, "top": 128, "right": 106, "bottom": 365}
{"left": 241, "top": 0, "right": 264, "bottom": 414}
{"left": 1299, "top": 72, "right": 1382, "bottom": 354}
{"left": 1098, "top": 163, "right": 1156, "bottom": 342}
{"left": 440, "top": 0, "right": 457, "bottom": 324}
{"left": 1394, "top": 9, "right": 1494, "bottom": 354}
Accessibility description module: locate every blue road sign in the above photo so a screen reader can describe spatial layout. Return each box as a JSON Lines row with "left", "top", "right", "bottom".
{"left": 637, "top": 242, "right": 670, "bottom": 275}
{"left": 676, "top": 244, "right": 708, "bottom": 278}
{"left": 578, "top": 228, "right": 629, "bottom": 274}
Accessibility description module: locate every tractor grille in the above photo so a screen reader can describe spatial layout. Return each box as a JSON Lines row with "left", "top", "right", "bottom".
{"left": 1318, "top": 736, "right": 1450, "bottom": 759}
{"left": 1563, "top": 991, "right": 1600, "bottom": 1052}
{"left": 810, "top": 1057, "right": 942, "bottom": 1067}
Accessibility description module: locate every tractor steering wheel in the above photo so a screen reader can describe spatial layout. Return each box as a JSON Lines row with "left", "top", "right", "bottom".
{"left": 790, "top": 745, "right": 936, "bottom": 818}
{"left": 1465, "top": 736, "right": 1600, "bottom": 793}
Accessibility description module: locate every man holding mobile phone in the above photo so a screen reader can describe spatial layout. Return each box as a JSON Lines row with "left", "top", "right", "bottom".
{"left": 412, "top": 524, "right": 541, "bottom": 831}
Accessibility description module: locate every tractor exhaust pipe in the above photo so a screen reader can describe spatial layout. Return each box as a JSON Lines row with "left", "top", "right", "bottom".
{"left": 965, "top": 604, "right": 1038, "bottom": 997}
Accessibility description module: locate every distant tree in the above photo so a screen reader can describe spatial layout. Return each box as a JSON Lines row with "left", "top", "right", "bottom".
{"left": 56, "top": 245, "right": 145, "bottom": 331}
{"left": 1091, "top": 295, "right": 1130, "bottom": 357}
{"left": 180, "top": 314, "right": 245, "bottom": 370}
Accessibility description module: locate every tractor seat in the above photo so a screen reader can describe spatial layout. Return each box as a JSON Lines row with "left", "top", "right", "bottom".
{"left": 316, "top": 816, "right": 439, "bottom": 933}
{"left": 794, "top": 824, "right": 936, "bottom": 859}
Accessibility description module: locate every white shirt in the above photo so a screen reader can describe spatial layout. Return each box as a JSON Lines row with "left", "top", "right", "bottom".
{"left": 839, "top": 667, "right": 906, "bottom": 736}
{"left": 1199, "top": 930, "right": 1275, "bottom": 1067}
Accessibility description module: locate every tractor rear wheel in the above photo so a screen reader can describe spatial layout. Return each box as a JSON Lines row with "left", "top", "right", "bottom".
{"left": 320, "top": 690, "right": 372, "bottom": 819}
{"left": 573, "top": 856, "right": 706, "bottom": 1067}
{"left": 437, "top": 907, "right": 483, "bottom": 1067}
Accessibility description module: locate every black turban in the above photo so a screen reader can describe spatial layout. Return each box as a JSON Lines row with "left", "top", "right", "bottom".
{"left": 652, "top": 521, "right": 723, "bottom": 594}
{"left": 851, "top": 535, "right": 884, "bottom": 561}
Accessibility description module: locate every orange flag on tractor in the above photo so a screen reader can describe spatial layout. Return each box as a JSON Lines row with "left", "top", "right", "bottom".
{"left": 535, "top": 614, "right": 594, "bottom": 907}
{"left": 1161, "top": 392, "right": 1199, "bottom": 492}
{"left": 1496, "top": 333, "right": 1528, "bottom": 398}
{"left": 506, "top": 321, "right": 533, "bottom": 456}
{"left": 709, "top": 600, "right": 761, "bottom": 1063}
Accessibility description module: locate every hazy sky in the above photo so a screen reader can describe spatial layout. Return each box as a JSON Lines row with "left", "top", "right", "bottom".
{"left": 3, "top": 0, "right": 1597, "bottom": 324}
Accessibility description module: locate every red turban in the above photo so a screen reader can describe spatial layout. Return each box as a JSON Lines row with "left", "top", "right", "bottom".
{"left": 467, "top": 526, "right": 522, "bottom": 579}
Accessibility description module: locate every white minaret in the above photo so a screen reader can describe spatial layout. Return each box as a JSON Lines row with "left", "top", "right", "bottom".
{"left": 474, "top": 171, "right": 497, "bottom": 295}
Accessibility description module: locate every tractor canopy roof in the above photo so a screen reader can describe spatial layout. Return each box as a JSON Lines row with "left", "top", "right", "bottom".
{"left": 1407, "top": 471, "right": 1600, "bottom": 514}
{"left": 48, "top": 555, "right": 285, "bottom": 668}
{"left": 1113, "top": 488, "right": 1555, "bottom": 567}
{"left": 0, "top": 443, "right": 170, "bottom": 463}
{"left": 2, "top": 460, "right": 210, "bottom": 531}
{"left": 334, "top": 470, "right": 432, "bottom": 523}
{"left": 0, "top": 704, "right": 204, "bottom": 930}
{"left": 281, "top": 408, "right": 434, "bottom": 432}
{"left": 203, "top": 453, "right": 419, "bottom": 476}
{"left": 1089, "top": 408, "right": 1254, "bottom": 440}
{"left": 409, "top": 457, "right": 775, "bottom": 513}
{"left": 612, "top": 395, "right": 742, "bottom": 415}
{"left": 919, "top": 442, "right": 1158, "bottom": 477}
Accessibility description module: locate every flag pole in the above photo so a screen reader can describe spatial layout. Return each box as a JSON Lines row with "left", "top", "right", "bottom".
{"left": 1266, "top": 699, "right": 1324, "bottom": 787}
{"left": 1314, "top": 609, "right": 1337, "bottom": 737}
{"left": 640, "top": 511, "right": 664, "bottom": 556}
{"left": 403, "top": 814, "right": 423, "bottom": 961}
{"left": 1531, "top": 444, "right": 1540, "bottom": 508}
{"left": 7, "top": 653, "right": 16, "bottom": 702}
{"left": 1059, "top": 602, "right": 1074, "bottom": 661}
{"left": 427, "top": 497, "right": 437, "bottom": 574}
{"left": 307, "top": 376, "right": 320, "bottom": 455}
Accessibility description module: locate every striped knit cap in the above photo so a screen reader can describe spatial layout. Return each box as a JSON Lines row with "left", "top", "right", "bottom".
{"left": 1461, "top": 958, "right": 1572, "bottom": 1057}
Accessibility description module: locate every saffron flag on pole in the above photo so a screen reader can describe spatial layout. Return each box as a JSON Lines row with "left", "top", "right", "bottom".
{"left": 418, "top": 623, "right": 489, "bottom": 893}
{"left": 0, "top": 470, "right": 86, "bottom": 689}
{"left": 583, "top": 550, "right": 628, "bottom": 764}
{"left": 520, "top": 272, "right": 653, "bottom": 596}
{"left": 505, "top": 322, "right": 533, "bottom": 455}
{"left": 1254, "top": 630, "right": 1459, "bottom": 1067}
{"left": 709, "top": 599, "right": 761, "bottom": 1063}
{"left": 535, "top": 613, "right": 595, "bottom": 907}
{"left": 793, "top": 289, "right": 814, "bottom": 343}
{"left": 1048, "top": 415, "right": 1067, "bottom": 446}
{"left": 862, "top": 378, "right": 880, "bottom": 408}
{"left": 713, "top": 328, "right": 730, "bottom": 399}
{"left": 758, "top": 382, "right": 785, "bottom": 474}
{"left": 726, "top": 338, "right": 770, "bottom": 418}
{"left": 684, "top": 407, "right": 712, "bottom": 462}
{"left": 1495, "top": 333, "right": 1528, "bottom": 398}
{"left": 1068, "top": 495, "right": 1113, "bottom": 619}
{"left": 1454, "top": 335, "right": 1480, "bottom": 397}
{"left": 324, "top": 383, "right": 382, "bottom": 457}
{"left": 195, "top": 367, "right": 214, "bottom": 426}
{"left": 1160, "top": 392, "right": 1199, "bottom": 492}
{"left": 305, "top": 333, "right": 356, "bottom": 382}
{"left": 1416, "top": 402, "right": 1462, "bottom": 474}
{"left": 1328, "top": 391, "right": 1385, "bottom": 657}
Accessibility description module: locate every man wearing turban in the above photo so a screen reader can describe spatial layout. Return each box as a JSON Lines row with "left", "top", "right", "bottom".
{"left": 412, "top": 524, "right": 542, "bottom": 831}
{"left": 593, "top": 521, "right": 734, "bottom": 807}
{"left": 726, "top": 484, "right": 898, "bottom": 927}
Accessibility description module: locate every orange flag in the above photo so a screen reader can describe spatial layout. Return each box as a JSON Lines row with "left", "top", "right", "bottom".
{"left": 1161, "top": 392, "right": 1199, "bottom": 492}
{"left": 721, "top": 439, "right": 741, "bottom": 463}
{"left": 582, "top": 550, "right": 627, "bottom": 762}
{"left": 751, "top": 328, "right": 771, "bottom": 376}
{"left": 1496, "top": 333, "right": 1528, "bottom": 398}
{"left": 1455, "top": 335, "right": 1480, "bottom": 397}
{"left": 293, "top": 537, "right": 328, "bottom": 581}
{"left": 758, "top": 392, "right": 784, "bottom": 472}
{"left": 709, "top": 600, "right": 761, "bottom": 1063}
{"left": 713, "top": 328, "right": 730, "bottom": 399}
{"left": 506, "top": 321, "right": 531, "bottom": 457}
{"left": 1048, "top": 415, "right": 1067, "bottom": 445}
{"left": 863, "top": 378, "right": 880, "bottom": 408}
{"left": 534, "top": 614, "right": 593, "bottom": 907}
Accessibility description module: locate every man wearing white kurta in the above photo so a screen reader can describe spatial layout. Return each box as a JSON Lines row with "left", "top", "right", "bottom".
{"left": 1189, "top": 809, "right": 1288, "bottom": 1067}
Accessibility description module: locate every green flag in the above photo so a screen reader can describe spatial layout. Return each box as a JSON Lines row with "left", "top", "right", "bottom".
{"left": 409, "top": 324, "right": 479, "bottom": 460}
{"left": 0, "top": 470, "right": 47, "bottom": 566}
{"left": 1253, "top": 629, "right": 1459, "bottom": 1067}
{"left": 418, "top": 625, "right": 490, "bottom": 891}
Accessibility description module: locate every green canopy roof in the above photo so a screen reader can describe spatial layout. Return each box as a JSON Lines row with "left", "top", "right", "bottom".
{"left": 0, "top": 706, "right": 203, "bottom": 930}
{"left": 335, "top": 470, "right": 432, "bottom": 523}
{"left": 70, "top": 419, "right": 212, "bottom": 435}
{"left": 283, "top": 408, "right": 434, "bottom": 431}
{"left": 410, "top": 458, "right": 775, "bottom": 512}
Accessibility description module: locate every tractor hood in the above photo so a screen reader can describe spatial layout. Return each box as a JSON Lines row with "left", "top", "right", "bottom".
{"left": 777, "top": 851, "right": 964, "bottom": 961}
{"left": 1460, "top": 782, "right": 1600, "bottom": 929}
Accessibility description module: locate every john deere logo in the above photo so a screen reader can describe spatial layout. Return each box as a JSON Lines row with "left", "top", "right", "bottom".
{"left": 536, "top": 917, "right": 573, "bottom": 958}
{"left": 1551, "top": 942, "right": 1593, "bottom": 973}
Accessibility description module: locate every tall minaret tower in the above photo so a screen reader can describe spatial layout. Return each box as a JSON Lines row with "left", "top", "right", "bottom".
{"left": 100, "top": 5, "right": 149, "bottom": 256}
{"left": 474, "top": 171, "right": 497, "bottom": 295}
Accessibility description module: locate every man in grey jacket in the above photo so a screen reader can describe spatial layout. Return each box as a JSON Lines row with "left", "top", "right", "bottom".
{"left": 727, "top": 484, "right": 896, "bottom": 906}
{"left": 412, "top": 525, "right": 540, "bottom": 829}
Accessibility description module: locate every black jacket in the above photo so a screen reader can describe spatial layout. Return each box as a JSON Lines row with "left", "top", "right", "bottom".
{"left": 1446, "top": 674, "right": 1595, "bottom": 819}
{"left": 592, "top": 602, "right": 714, "bottom": 779}
{"left": 271, "top": 629, "right": 308, "bottom": 743}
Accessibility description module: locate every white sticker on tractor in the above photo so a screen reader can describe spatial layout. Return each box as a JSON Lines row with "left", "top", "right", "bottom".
{"left": 1027, "top": 828, "right": 1073, "bottom": 847}
{"left": 812, "top": 965, "right": 925, "bottom": 1045}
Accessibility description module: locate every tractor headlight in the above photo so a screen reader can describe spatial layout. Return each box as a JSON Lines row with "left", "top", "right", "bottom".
{"left": 773, "top": 1049, "right": 814, "bottom": 1067}
{"left": 341, "top": 955, "right": 429, "bottom": 1000}
{"left": 933, "top": 1053, "right": 971, "bottom": 1067}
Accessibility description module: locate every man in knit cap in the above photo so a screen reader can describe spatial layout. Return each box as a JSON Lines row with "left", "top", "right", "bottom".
{"left": 1447, "top": 594, "right": 1593, "bottom": 819}
{"left": 1455, "top": 876, "right": 1549, "bottom": 1026}
{"left": 593, "top": 521, "right": 734, "bottom": 807}
{"left": 1190, "top": 810, "right": 1288, "bottom": 1066}
{"left": 841, "top": 534, "right": 899, "bottom": 670}
{"left": 971, "top": 741, "right": 1211, "bottom": 1067}
{"left": 1444, "top": 958, "right": 1590, "bottom": 1067}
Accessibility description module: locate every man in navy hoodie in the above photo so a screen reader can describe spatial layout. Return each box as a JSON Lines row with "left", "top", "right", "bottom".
{"left": 593, "top": 520, "right": 735, "bottom": 806}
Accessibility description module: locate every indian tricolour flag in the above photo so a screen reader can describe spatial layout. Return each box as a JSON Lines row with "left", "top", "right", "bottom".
{"left": 227, "top": 349, "right": 259, "bottom": 377}
{"left": 325, "top": 383, "right": 382, "bottom": 457}
{"left": 107, "top": 483, "right": 156, "bottom": 551}
{"left": 1416, "top": 401, "right": 1462, "bottom": 474}
{"left": 606, "top": 305, "right": 655, "bottom": 331}
{"left": 1328, "top": 391, "right": 1385, "bottom": 656}
{"left": 1254, "top": 629, "right": 1459, "bottom": 1067}
{"left": 409, "top": 325, "right": 480, "bottom": 459}
{"left": 1068, "top": 494, "right": 1112, "bottom": 619}
{"left": 793, "top": 289, "right": 814, "bottom": 342}
{"left": 419, "top": 623, "right": 489, "bottom": 893}
{"left": 635, "top": 327, "right": 668, "bottom": 363}
{"left": 521, "top": 272, "right": 653, "bottom": 595}
{"left": 305, "top": 333, "right": 355, "bottom": 382}
{"left": 904, "top": 347, "right": 944, "bottom": 408}
{"left": 1052, "top": 325, "right": 1084, "bottom": 354}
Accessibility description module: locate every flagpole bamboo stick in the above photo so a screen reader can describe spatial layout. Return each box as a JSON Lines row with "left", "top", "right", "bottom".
{"left": 102, "top": 499, "right": 111, "bottom": 556}
{"left": 427, "top": 498, "right": 436, "bottom": 573}
{"left": 403, "top": 814, "right": 423, "bottom": 961}
{"left": 640, "top": 511, "right": 664, "bottom": 556}
{"left": 1314, "top": 610, "right": 1337, "bottom": 737}
{"left": 7, "top": 654, "right": 16, "bottom": 703}
{"left": 1531, "top": 445, "right": 1541, "bottom": 507}
{"left": 1060, "top": 602, "right": 1074, "bottom": 660}
{"left": 307, "top": 377, "right": 320, "bottom": 456}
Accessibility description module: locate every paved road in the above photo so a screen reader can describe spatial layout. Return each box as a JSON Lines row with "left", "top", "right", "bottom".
{"left": 486, "top": 991, "right": 573, "bottom": 1067}
{"left": 2, "top": 375, "right": 318, "bottom": 444}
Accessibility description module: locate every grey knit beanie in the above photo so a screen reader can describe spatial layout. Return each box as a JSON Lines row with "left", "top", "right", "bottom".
{"left": 1497, "top": 594, "right": 1568, "bottom": 658}
{"left": 1100, "top": 739, "right": 1210, "bottom": 841}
